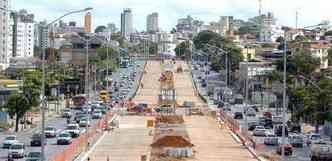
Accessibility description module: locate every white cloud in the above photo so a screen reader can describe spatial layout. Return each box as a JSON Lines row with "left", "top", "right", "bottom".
{"left": 12, "top": 0, "right": 332, "bottom": 31}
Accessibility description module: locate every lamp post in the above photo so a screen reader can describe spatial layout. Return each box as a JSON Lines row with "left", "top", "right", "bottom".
{"left": 40, "top": 7, "right": 93, "bottom": 161}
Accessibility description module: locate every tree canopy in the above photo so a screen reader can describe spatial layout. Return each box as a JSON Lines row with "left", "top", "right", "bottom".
{"left": 94, "top": 25, "right": 106, "bottom": 33}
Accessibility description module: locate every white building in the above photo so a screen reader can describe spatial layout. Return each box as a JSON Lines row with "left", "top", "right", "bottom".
{"left": 158, "top": 32, "right": 176, "bottom": 57}
{"left": 7, "top": 10, "right": 34, "bottom": 59}
{"left": 0, "top": 0, "right": 10, "bottom": 69}
{"left": 121, "top": 8, "right": 133, "bottom": 39}
{"left": 219, "top": 16, "right": 234, "bottom": 36}
{"left": 147, "top": 12, "right": 159, "bottom": 33}
{"left": 35, "top": 20, "right": 50, "bottom": 49}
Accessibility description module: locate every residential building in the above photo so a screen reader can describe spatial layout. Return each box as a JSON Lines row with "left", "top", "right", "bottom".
{"left": 249, "top": 12, "right": 277, "bottom": 42}
{"left": 241, "top": 45, "right": 256, "bottom": 61}
{"left": 7, "top": 10, "right": 34, "bottom": 59}
{"left": 121, "top": 8, "right": 133, "bottom": 39}
{"left": 219, "top": 16, "right": 234, "bottom": 36}
{"left": 35, "top": 20, "right": 50, "bottom": 49}
{"left": 289, "top": 41, "right": 329, "bottom": 69}
{"left": 147, "top": 12, "right": 159, "bottom": 33}
{"left": 84, "top": 12, "right": 92, "bottom": 33}
{"left": 176, "top": 15, "right": 204, "bottom": 36}
{"left": 0, "top": 0, "right": 10, "bottom": 69}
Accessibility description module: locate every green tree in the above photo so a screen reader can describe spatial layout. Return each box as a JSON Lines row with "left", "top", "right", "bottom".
{"left": 175, "top": 41, "right": 190, "bottom": 57}
{"left": 94, "top": 25, "right": 106, "bottom": 33}
{"left": 328, "top": 48, "right": 332, "bottom": 65}
{"left": 4, "top": 93, "right": 30, "bottom": 132}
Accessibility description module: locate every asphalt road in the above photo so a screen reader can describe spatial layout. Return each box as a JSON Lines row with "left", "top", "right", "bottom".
{"left": 191, "top": 59, "right": 311, "bottom": 161}
{"left": 0, "top": 59, "right": 146, "bottom": 161}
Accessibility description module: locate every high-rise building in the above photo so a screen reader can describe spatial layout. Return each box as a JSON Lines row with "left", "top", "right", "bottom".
{"left": 121, "top": 8, "right": 133, "bottom": 39}
{"left": 35, "top": 20, "right": 50, "bottom": 49}
{"left": 219, "top": 16, "right": 234, "bottom": 36}
{"left": 84, "top": 12, "right": 92, "bottom": 33}
{"left": 7, "top": 10, "right": 34, "bottom": 58}
{"left": 0, "top": 0, "right": 10, "bottom": 69}
{"left": 147, "top": 12, "right": 159, "bottom": 33}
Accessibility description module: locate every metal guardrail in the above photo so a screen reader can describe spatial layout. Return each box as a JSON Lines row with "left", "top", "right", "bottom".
{"left": 128, "top": 61, "right": 148, "bottom": 100}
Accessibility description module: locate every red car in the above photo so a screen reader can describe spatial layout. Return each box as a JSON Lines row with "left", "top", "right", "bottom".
{"left": 263, "top": 112, "right": 272, "bottom": 119}
{"left": 276, "top": 144, "right": 293, "bottom": 156}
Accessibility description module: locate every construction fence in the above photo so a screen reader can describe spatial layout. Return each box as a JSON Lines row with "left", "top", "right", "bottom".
{"left": 49, "top": 111, "right": 114, "bottom": 161}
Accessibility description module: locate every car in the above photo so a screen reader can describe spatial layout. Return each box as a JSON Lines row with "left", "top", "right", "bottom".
{"left": 30, "top": 133, "right": 45, "bottom": 146}
{"left": 274, "top": 125, "right": 289, "bottom": 137}
{"left": 272, "top": 116, "right": 283, "bottom": 124}
{"left": 62, "top": 109, "right": 72, "bottom": 118}
{"left": 306, "top": 133, "right": 321, "bottom": 145}
{"left": 310, "top": 140, "right": 332, "bottom": 161}
{"left": 65, "top": 124, "right": 80, "bottom": 137}
{"left": 254, "top": 126, "right": 265, "bottom": 131}
{"left": 264, "top": 135, "right": 279, "bottom": 146}
{"left": 45, "top": 126, "right": 57, "bottom": 138}
{"left": 263, "top": 112, "right": 273, "bottom": 119}
{"left": 233, "top": 112, "right": 243, "bottom": 119}
{"left": 74, "top": 113, "right": 88, "bottom": 123}
{"left": 2, "top": 135, "right": 18, "bottom": 149}
{"left": 248, "top": 122, "right": 260, "bottom": 131}
{"left": 25, "top": 151, "right": 41, "bottom": 161}
{"left": 92, "top": 110, "right": 103, "bottom": 119}
{"left": 8, "top": 142, "right": 25, "bottom": 158}
{"left": 276, "top": 144, "right": 293, "bottom": 156}
{"left": 289, "top": 135, "right": 305, "bottom": 147}
{"left": 253, "top": 128, "right": 267, "bottom": 137}
{"left": 246, "top": 108, "right": 256, "bottom": 117}
{"left": 79, "top": 117, "right": 91, "bottom": 127}
{"left": 57, "top": 132, "right": 72, "bottom": 145}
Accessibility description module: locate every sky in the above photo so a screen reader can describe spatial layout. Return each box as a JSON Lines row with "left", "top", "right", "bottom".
{"left": 12, "top": 0, "right": 332, "bottom": 32}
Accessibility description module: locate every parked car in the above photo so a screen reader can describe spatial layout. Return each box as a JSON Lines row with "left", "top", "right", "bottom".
{"left": 62, "top": 109, "right": 72, "bottom": 118}
{"left": 272, "top": 116, "right": 283, "bottom": 124}
{"left": 57, "top": 132, "right": 72, "bottom": 145}
{"left": 310, "top": 140, "right": 332, "bottom": 161}
{"left": 233, "top": 112, "right": 243, "bottom": 119}
{"left": 65, "top": 124, "right": 80, "bottom": 137}
{"left": 45, "top": 126, "right": 57, "bottom": 138}
{"left": 276, "top": 144, "right": 293, "bottom": 155}
{"left": 253, "top": 128, "right": 267, "bottom": 137}
{"left": 274, "top": 125, "right": 289, "bottom": 137}
{"left": 246, "top": 108, "right": 256, "bottom": 117}
{"left": 264, "top": 135, "right": 279, "bottom": 146}
{"left": 289, "top": 135, "right": 305, "bottom": 147}
{"left": 263, "top": 111, "right": 272, "bottom": 119}
{"left": 25, "top": 151, "right": 41, "bottom": 161}
{"left": 248, "top": 122, "right": 260, "bottom": 131}
{"left": 306, "top": 133, "right": 321, "bottom": 145}
{"left": 30, "top": 133, "right": 45, "bottom": 146}
{"left": 8, "top": 142, "right": 25, "bottom": 158}
{"left": 2, "top": 135, "right": 18, "bottom": 149}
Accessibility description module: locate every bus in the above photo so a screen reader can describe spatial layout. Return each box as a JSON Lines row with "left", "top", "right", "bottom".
{"left": 99, "top": 90, "right": 109, "bottom": 103}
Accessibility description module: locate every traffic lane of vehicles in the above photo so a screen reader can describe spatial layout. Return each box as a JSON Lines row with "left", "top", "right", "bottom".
{"left": 254, "top": 136, "right": 311, "bottom": 161}
{"left": 0, "top": 111, "right": 102, "bottom": 161}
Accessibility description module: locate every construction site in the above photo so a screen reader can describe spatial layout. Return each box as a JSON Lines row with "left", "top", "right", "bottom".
{"left": 84, "top": 60, "right": 256, "bottom": 161}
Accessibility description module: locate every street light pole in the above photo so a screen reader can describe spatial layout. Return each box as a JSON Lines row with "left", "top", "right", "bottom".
{"left": 281, "top": 35, "right": 287, "bottom": 160}
{"left": 40, "top": 8, "right": 93, "bottom": 161}
{"left": 85, "top": 39, "right": 90, "bottom": 101}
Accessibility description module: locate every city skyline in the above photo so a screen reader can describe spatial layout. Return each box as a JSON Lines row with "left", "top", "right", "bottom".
{"left": 12, "top": 0, "right": 332, "bottom": 31}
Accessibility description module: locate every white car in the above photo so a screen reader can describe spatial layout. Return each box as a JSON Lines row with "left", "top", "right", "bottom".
{"left": 253, "top": 129, "right": 267, "bottom": 137}
{"left": 57, "top": 132, "right": 72, "bottom": 145}
{"left": 65, "top": 124, "right": 80, "bottom": 137}
{"left": 79, "top": 117, "right": 91, "bottom": 127}
{"left": 8, "top": 142, "right": 25, "bottom": 158}
{"left": 2, "top": 135, "right": 18, "bottom": 148}
{"left": 92, "top": 111, "right": 103, "bottom": 119}
{"left": 45, "top": 126, "right": 57, "bottom": 138}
